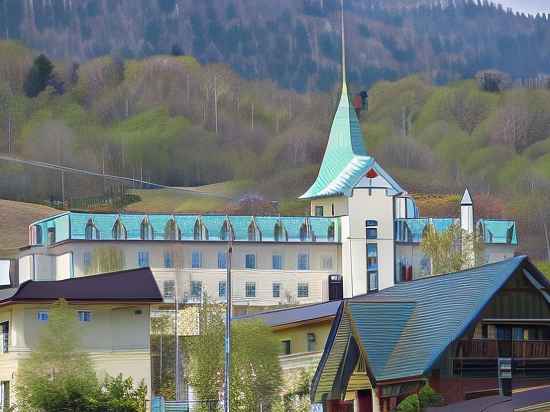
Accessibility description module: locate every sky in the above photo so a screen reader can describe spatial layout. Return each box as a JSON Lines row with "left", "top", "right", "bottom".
{"left": 497, "top": 0, "right": 550, "bottom": 15}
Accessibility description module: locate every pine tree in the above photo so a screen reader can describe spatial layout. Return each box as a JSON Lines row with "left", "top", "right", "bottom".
{"left": 23, "top": 54, "right": 54, "bottom": 98}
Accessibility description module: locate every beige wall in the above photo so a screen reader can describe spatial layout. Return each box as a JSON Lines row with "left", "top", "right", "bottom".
{"left": 20, "top": 241, "right": 342, "bottom": 306}
{"left": 0, "top": 302, "right": 153, "bottom": 407}
{"left": 310, "top": 197, "right": 348, "bottom": 217}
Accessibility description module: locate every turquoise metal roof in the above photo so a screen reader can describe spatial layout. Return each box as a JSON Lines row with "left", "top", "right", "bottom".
{"left": 300, "top": 83, "right": 374, "bottom": 199}
{"left": 31, "top": 212, "right": 340, "bottom": 244}
{"left": 478, "top": 220, "right": 518, "bottom": 245}
{"left": 347, "top": 256, "right": 538, "bottom": 382}
{"left": 395, "top": 218, "right": 457, "bottom": 243}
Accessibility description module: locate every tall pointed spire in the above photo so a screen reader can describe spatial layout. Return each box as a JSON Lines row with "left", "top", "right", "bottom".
{"left": 340, "top": 0, "right": 347, "bottom": 95}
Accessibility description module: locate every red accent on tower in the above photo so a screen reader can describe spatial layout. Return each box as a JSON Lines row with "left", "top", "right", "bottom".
{"left": 366, "top": 169, "right": 378, "bottom": 179}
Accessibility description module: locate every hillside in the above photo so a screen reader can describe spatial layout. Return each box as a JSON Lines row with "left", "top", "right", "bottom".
{"left": 1, "top": 0, "right": 550, "bottom": 91}
{"left": 0, "top": 199, "right": 59, "bottom": 257}
{"left": 1, "top": 42, "right": 550, "bottom": 259}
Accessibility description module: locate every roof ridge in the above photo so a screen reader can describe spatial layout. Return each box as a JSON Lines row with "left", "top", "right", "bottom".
{"left": 237, "top": 300, "right": 338, "bottom": 319}
{"left": 26, "top": 267, "right": 152, "bottom": 285}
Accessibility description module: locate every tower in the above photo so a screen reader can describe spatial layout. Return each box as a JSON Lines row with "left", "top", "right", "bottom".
{"left": 460, "top": 188, "right": 475, "bottom": 267}
{"left": 300, "top": 0, "right": 410, "bottom": 297}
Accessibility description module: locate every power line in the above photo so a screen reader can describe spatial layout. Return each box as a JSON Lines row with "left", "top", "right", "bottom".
{"left": 0, "top": 154, "right": 232, "bottom": 200}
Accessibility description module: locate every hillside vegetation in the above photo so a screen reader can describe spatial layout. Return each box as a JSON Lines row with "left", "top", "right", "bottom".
{"left": 1, "top": 0, "right": 550, "bottom": 90}
{"left": 1, "top": 42, "right": 550, "bottom": 259}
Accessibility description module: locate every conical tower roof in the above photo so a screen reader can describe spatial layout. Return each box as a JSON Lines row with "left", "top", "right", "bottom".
{"left": 301, "top": 1, "right": 402, "bottom": 199}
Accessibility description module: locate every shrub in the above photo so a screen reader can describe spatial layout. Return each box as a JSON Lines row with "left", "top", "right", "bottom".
{"left": 419, "top": 385, "right": 444, "bottom": 408}
{"left": 396, "top": 394, "right": 420, "bottom": 412}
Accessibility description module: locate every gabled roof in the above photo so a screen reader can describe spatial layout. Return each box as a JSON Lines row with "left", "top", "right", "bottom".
{"left": 311, "top": 256, "right": 550, "bottom": 399}
{"left": 0, "top": 267, "right": 163, "bottom": 304}
{"left": 348, "top": 256, "right": 549, "bottom": 382}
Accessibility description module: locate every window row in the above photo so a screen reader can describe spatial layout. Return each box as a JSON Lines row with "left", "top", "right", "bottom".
{"left": 84, "top": 218, "right": 337, "bottom": 242}
{"left": 83, "top": 250, "right": 335, "bottom": 271}
{"left": 35, "top": 311, "right": 92, "bottom": 323}
{"left": 280, "top": 332, "right": 317, "bottom": 356}
{"left": 162, "top": 280, "right": 310, "bottom": 300}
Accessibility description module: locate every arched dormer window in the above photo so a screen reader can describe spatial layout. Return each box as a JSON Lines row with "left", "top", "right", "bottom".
{"left": 220, "top": 220, "right": 234, "bottom": 241}
{"left": 299, "top": 223, "right": 310, "bottom": 242}
{"left": 112, "top": 218, "right": 127, "bottom": 240}
{"left": 140, "top": 217, "right": 154, "bottom": 240}
{"left": 35, "top": 225, "right": 43, "bottom": 245}
{"left": 248, "top": 220, "right": 261, "bottom": 242}
{"left": 85, "top": 219, "right": 100, "bottom": 240}
{"left": 327, "top": 223, "right": 335, "bottom": 242}
{"left": 164, "top": 219, "right": 180, "bottom": 241}
{"left": 194, "top": 219, "right": 208, "bottom": 241}
{"left": 274, "top": 222, "right": 287, "bottom": 242}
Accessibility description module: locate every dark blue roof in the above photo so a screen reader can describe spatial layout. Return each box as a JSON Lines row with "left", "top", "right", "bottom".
{"left": 347, "top": 256, "right": 549, "bottom": 381}
{"left": 237, "top": 300, "right": 341, "bottom": 327}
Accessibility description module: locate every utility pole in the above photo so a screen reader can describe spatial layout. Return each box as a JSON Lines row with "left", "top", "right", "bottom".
{"left": 224, "top": 242, "right": 233, "bottom": 412}
{"left": 214, "top": 75, "right": 219, "bottom": 134}
{"left": 175, "top": 276, "right": 180, "bottom": 401}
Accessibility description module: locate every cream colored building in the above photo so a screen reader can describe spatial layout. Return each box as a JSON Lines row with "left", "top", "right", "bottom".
{"left": 0, "top": 267, "right": 162, "bottom": 410}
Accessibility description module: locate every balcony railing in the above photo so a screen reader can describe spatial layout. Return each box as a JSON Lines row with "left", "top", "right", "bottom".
{"left": 455, "top": 339, "right": 550, "bottom": 359}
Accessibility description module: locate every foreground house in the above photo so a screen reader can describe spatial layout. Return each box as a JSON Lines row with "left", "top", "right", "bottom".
{"left": 310, "top": 256, "right": 550, "bottom": 412}
{"left": 0, "top": 267, "right": 163, "bottom": 410}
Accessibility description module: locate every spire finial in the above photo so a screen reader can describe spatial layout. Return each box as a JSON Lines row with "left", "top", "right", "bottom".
{"left": 341, "top": 0, "right": 347, "bottom": 93}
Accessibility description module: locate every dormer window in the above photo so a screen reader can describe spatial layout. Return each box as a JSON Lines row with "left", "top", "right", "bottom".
{"left": 112, "top": 219, "right": 127, "bottom": 240}
{"left": 85, "top": 219, "right": 100, "bottom": 240}
{"left": 164, "top": 219, "right": 180, "bottom": 241}
{"left": 140, "top": 218, "right": 154, "bottom": 240}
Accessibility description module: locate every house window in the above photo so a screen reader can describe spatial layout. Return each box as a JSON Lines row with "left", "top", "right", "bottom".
{"left": 272, "top": 282, "right": 281, "bottom": 298}
{"left": 138, "top": 251, "right": 150, "bottom": 268}
{"left": 272, "top": 255, "right": 283, "bottom": 270}
{"left": 83, "top": 252, "right": 92, "bottom": 270}
{"left": 245, "top": 282, "right": 256, "bottom": 298}
{"left": 190, "top": 281, "right": 202, "bottom": 299}
{"left": 368, "top": 244, "right": 379, "bottom": 292}
{"left": 297, "top": 254, "right": 309, "bottom": 270}
{"left": 0, "top": 380, "right": 9, "bottom": 411}
{"left": 299, "top": 224, "right": 310, "bottom": 241}
{"left": 1, "top": 322, "right": 8, "bottom": 353}
{"left": 245, "top": 254, "right": 256, "bottom": 269}
{"left": 78, "top": 311, "right": 92, "bottom": 322}
{"left": 140, "top": 219, "right": 154, "bottom": 240}
{"left": 164, "top": 251, "right": 174, "bottom": 268}
{"left": 314, "top": 206, "right": 324, "bottom": 217}
{"left": 281, "top": 340, "right": 291, "bottom": 355}
{"left": 47, "top": 227, "right": 56, "bottom": 245}
{"left": 37, "top": 311, "right": 49, "bottom": 322}
{"left": 163, "top": 280, "right": 175, "bottom": 300}
{"left": 192, "top": 251, "right": 202, "bottom": 268}
{"left": 219, "top": 281, "right": 227, "bottom": 298}
{"left": 248, "top": 222, "right": 259, "bottom": 241}
{"left": 218, "top": 252, "right": 227, "bottom": 269}
{"left": 328, "top": 224, "right": 335, "bottom": 242}
{"left": 220, "top": 221, "right": 233, "bottom": 241}
{"left": 164, "top": 219, "right": 180, "bottom": 240}
{"left": 274, "top": 223, "right": 285, "bottom": 242}
{"left": 307, "top": 333, "right": 317, "bottom": 352}
{"left": 366, "top": 220, "right": 378, "bottom": 240}
{"left": 297, "top": 282, "right": 309, "bottom": 298}
{"left": 112, "top": 220, "right": 127, "bottom": 240}
{"left": 322, "top": 256, "right": 333, "bottom": 270}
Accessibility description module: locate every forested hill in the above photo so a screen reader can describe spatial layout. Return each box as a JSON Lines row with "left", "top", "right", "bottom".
{"left": 1, "top": 0, "right": 550, "bottom": 91}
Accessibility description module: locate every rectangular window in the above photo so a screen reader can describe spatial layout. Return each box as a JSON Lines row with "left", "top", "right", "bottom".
{"left": 322, "top": 256, "right": 333, "bottom": 270}
{"left": 0, "top": 381, "right": 10, "bottom": 411}
{"left": 219, "top": 281, "right": 227, "bottom": 298}
{"left": 37, "top": 311, "right": 49, "bottom": 322}
{"left": 272, "top": 255, "right": 283, "bottom": 270}
{"left": 164, "top": 252, "right": 174, "bottom": 268}
{"left": 245, "top": 282, "right": 256, "bottom": 298}
{"left": 163, "top": 280, "right": 175, "bottom": 300}
{"left": 272, "top": 282, "right": 281, "bottom": 298}
{"left": 245, "top": 254, "right": 256, "bottom": 269}
{"left": 83, "top": 252, "right": 92, "bottom": 269}
{"left": 281, "top": 340, "right": 291, "bottom": 355}
{"left": 47, "top": 227, "right": 56, "bottom": 245}
{"left": 190, "top": 281, "right": 202, "bottom": 298}
{"left": 307, "top": 333, "right": 317, "bottom": 352}
{"left": 0, "top": 322, "right": 8, "bottom": 353}
{"left": 297, "top": 282, "right": 309, "bottom": 298}
{"left": 218, "top": 252, "right": 227, "bottom": 269}
{"left": 191, "top": 251, "right": 202, "bottom": 269}
{"left": 138, "top": 251, "right": 150, "bottom": 268}
{"left": 366, "top": 220, "right": 378, "bottom": 240}
{"left": 78, "top": 311, "right": 92, "bottom": 323}
{"left": 367, "top": 244, "right": 379, "bottom": 292}
{"left": 314, "top": 206, "right": 324, "bottom": 217}
{"left": 297, "top": 254, "right": 309, "bottom": 270}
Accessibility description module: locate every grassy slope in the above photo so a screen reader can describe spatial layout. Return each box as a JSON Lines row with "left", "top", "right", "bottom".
{"left": 0, "top": 200, "right": 60, "bottom": 257}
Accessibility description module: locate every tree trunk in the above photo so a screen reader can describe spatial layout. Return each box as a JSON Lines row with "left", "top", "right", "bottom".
{"left": 544, "top": 221, "right": 550, "bottom": 262}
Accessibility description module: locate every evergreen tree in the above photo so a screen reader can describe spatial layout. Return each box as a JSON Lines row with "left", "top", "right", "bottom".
{"left": 23, "top": 54, "right": 54, "bottom": 98}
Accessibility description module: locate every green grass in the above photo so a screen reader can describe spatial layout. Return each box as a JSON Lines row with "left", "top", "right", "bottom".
{"left": 124, "top": 180, "right": 255, "bottom": 213}
{"left": 535, "top": 261, "right": 550, "bottom": 280}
